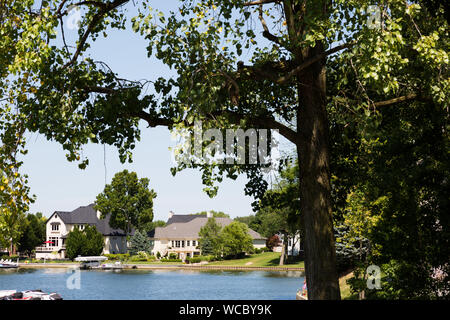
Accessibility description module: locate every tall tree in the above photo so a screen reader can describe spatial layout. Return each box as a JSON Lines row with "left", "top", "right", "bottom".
{"left": 66, "top": 225, "right": 104, "bottom": 260}
{"left": 65, "top": 226, "right": 88, "bottom": 260}
{"left": 95, "top": 170, "right": 157, "bottom": 236}
{"left": 220, "top": 221, "right": 254, "bottom": 258}
{"left": 198, "top": 217, "right": 223, "bottom": 257}
{"left": 18, "top": 212, "right": 46, "bottom": 256}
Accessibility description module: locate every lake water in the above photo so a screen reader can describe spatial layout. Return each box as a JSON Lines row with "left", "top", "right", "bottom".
{"left": 0, "top": 268, "right": 304, "bottom": 300}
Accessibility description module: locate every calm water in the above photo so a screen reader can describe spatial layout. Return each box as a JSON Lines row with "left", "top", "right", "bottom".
{"left": 0, "top": 268, "right": 304, "bottom": 300}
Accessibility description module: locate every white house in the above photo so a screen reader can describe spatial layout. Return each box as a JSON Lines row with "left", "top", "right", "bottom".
{"left": 35, "top": 204, "right": 128, "bottom": 259}
{"left": 148, "top": 211, "right": 266, "bottom": 259}
{"left": 272, "top": 232, "right": 303, "bottom": 256}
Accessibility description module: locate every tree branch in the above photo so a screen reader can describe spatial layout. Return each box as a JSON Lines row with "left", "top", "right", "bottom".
{"left": 84, "top": 87, "right": 299, "bottom": 144}
{"left": 258, "top": 5, "right": 282, "bottom": 46}
{"left": 276, "top": 41, "right": 356, "bottom": 84}
{"left": 62, "top": 0, "right": 129, "bottom": 69}
{"left": 243, "top": 0, "right": 281, "bottom": 6}
{"left": 211, "top": 110, "right": 298, "bottom": 144}
{"left": 373, "top": 93, "right": 427, "bottom": 107}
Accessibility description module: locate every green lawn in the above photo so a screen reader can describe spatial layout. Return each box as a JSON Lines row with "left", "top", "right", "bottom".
{"left": 125, "top": 261, "right": 183, "bottom": 265}
{"left": 207, "top": 252, "right": 304, "bottom": 268}
{"left": 339, "top": 272, "right": 358, "bottom": 300}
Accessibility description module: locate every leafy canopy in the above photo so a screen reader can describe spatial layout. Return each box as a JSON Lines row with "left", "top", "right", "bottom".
{"left": 95, "top": 170, "right": 157, "bottom": 235}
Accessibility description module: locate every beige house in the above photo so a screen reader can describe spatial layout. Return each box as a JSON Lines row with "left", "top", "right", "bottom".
{"left": 35, "top": 204, "right": 128, "bottom": 259}
{"left": 148, "top": 211, "right": 266, "bottom": 259}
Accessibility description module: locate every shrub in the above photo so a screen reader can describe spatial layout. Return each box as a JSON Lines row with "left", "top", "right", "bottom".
{"left": 1, "top": 255, "right": 19, "bottom": 260}
{"left": 168, "top": 252, "right": 178, "bottom": 259}
{"left": 186, "top": 255, "right": 214, "bottom": 264}
{"left": 266, "top": 235, "right": 281, "bottom": 250}
{"left": 104, "top": 253, "right": 130, "bottom": 261}
{"left": 160, "top": 258, "right": 182, "bottom": 262}
{"left": 130, "top": 255, "right": 147, "bottom": 262}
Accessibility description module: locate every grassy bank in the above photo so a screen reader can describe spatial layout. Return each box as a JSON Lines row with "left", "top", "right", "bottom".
{"left": 339, "top": 271, "right": 358, "bottom": 300}
{"left": 207, "top": 252, "right": 304, "bottom": 269}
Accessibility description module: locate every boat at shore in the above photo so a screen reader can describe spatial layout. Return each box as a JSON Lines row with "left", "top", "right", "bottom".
{"left": 0, "top": 290, "right": 62, "bottom": 300}
{"left": 0, "top": 259, "right": 18, "bottom": 269}
{"left": 74, "top": 256, "right": 108, "bottom": 269}
{"left": 296, "top": 291, "right": 308, "bottom": 300}
{"left": 95, "top": 261, "right": 124, "bottom": 270}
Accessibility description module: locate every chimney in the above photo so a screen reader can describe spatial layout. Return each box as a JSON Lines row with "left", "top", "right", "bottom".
{"left": 206, "top": 211, "right": 213, "bottom": 218}
{"left": 168, "top": 211, "right": 174, "bottom": 219}
{"left": 96, "top": 210, "right": 102, "bottom": 220}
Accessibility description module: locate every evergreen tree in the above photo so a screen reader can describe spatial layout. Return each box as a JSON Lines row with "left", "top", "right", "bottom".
{"left": 129, "top": 230, "right": 151, "bottom": 255}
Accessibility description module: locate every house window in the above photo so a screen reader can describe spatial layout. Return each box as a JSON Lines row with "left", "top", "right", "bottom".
{"left": 181, "top": 240, "right": 185, "bottom": 248}
{"left": 175, "top": 240, "right": 181, "bottom": 248}
{"left": 192, "top": 240, "right": 196, "bottom": 246}
{"left": 49, "top": 237, "right": 59, "bottom": 247}
{"left": 79, "top": 224, "right": 85, "bottom": 230}
{"left": 51, "top": 224, "right": 60, "bottom": 231}
{"left": 186, "top": 240, "right": 190, "bottom": 247}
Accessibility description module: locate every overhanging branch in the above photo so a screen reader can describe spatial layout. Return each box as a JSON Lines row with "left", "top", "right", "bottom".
{"left": 243, "top": 0, "right": 281, "bottom": 6}
{"left": 276, "top": 41, "right": 356, "bottom": 84}
{"left": 373, "top": 93, "right": 422, "bottom": 107}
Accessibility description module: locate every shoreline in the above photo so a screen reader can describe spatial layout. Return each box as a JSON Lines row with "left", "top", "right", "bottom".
{"left": 17, "top": 263, "right": 305, "bottom": 272}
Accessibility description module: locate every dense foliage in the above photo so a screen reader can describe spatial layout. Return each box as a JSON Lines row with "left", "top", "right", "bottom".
{"left": 198, "top": 217, "right": 254, "bottom": 258}
{"left": 17, "top": 212, "right": 46, "bottom": 256}
{"left": 198, "top": 217, "right": 222, "bottom": 256}
{"left": 65, "top": 225, "right": 104, "bottom": 260}
{"left": 220, "top": 221, "right": 254, "bottom": 258}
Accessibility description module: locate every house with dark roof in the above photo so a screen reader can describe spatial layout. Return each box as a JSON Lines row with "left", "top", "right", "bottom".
{"left": 35, "top": 204, "right": 128, "bottom": 259}
{"left": 148, "top": 211, "right": 266, "bottom": 259}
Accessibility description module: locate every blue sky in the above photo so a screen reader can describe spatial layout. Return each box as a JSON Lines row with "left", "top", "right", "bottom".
{"left": 22, "top": 2, "right": 294, "bottom": 221}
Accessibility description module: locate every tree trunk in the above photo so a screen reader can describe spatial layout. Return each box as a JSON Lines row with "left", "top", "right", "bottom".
{"left": 9, "top": 241, "right": 15, "bottom": 256}
{"left": 279, "top": 234, "right": 286, "bottom": 266}
{"left": 296, "top": 44, "right": 340, "bottom": 300}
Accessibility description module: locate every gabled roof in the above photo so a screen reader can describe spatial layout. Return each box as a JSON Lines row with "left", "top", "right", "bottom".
{"left": 49, "top": 204, "right": 128, "bottom": 237}
{"left": 148, "top": 215, "right": 265, "bottom": 240}
{"left": 166, "top": 215, "right": 199, "bottom": 225}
